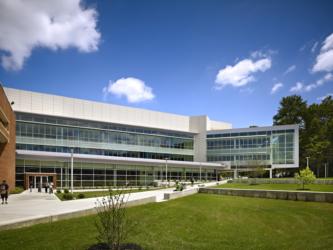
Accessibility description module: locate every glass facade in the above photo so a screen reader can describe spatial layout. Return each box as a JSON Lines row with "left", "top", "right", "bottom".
{"left": 207, "top": 129, "right": 296, "bottom": 168}
{"left": 15, "top": 159, "right": 218, "bottom": 188}
{"left": 15, "top": 112, "right": 194, "bottom": 161}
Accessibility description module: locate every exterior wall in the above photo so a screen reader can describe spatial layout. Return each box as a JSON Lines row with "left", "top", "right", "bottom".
{"left": 5, "top": 88, "right": 220, "bottom": 133}
{"left": 0, "top": 85, "right": 16, "bottom": 191}
{"left": 207, "top": 125, "right": 299, "bottom": 169}
{"left": 190, "top": 116, "right": 207, "bottom": 162}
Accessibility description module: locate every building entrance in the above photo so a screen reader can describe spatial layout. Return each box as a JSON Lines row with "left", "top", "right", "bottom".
{"left": 24, "top": 173, "right": 57, "bottom": 190}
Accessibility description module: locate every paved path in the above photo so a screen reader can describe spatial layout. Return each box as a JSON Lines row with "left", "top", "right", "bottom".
{"left": 0, "top": 181, "right": 224, "bottom": 229}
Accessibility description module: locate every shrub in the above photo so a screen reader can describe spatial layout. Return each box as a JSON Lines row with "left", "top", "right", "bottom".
{"left": 56, "top": 189, "right": 62, "bottom": 194}
{"left": 95, "top": 188, "right": 132, "bottom": 249}
{"left": 295, "top": 166, "right": 316, "bottom": 190}
{"left": 145, "top": 186, "right": 150, "bottom": 190}
{"left": 227, "top": 180, "right": 233, "bottom": 184}
{"left": 11, "top": 186, "right": 24, "bottom": 194}
{"left": 138, "top": 186, "right": 142, "bottom": 190}
{"left": 64, "top": 188, "right": 69, "bottom": 194}
{"left": 77, "top": 193, "right": 85, "bottom": 199}
{"left": 62, "top": 193, "right": 73, "bottom": 200}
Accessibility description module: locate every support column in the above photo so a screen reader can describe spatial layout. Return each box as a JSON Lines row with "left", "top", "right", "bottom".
{"left": 269, "top": 169, "right": 273, "bottom": 179}
{"left": 234, "top": 169, "right": 237, "bottom": 179}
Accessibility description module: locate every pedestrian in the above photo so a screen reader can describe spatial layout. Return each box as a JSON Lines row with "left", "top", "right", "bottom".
{"left": 49, "top": 182, "right": 53, "bottom": 194}
{"left": 45, "top": 182, "right": 49, "bottom": 193}
{"left": 0, "top": 180, "right": 9, "bottom": 204}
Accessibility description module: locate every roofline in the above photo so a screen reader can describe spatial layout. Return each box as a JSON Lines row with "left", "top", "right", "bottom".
{"left": 208, "top": 124, "right": 299, "bottom": 134}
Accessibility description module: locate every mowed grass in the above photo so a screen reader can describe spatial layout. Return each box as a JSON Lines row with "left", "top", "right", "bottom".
{"left": 216, "top": 182, "right": 333, "bottom": 192}
{"left": 0, "top": 194, "right": 333, "bottom": 250}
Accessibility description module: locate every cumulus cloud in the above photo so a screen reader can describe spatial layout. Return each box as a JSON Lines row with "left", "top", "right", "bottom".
{"left": 103, "top": 77, "right": 155, "bottom": 103}
{"left": 317, "top": 72, "right": 333, "bottom": 86}
{"left": 215, "top": 57, "right": 271, "bottom": 88}
{"left": 271, "top": 82, "right": 283, "bottom": 94}
{"left": 312, "top": 33, "right": 333, "bottom": 72}
{"left": 317, "top": 93, "right": 333, "bottom": 101}
{"left": 290, "top": 82, "right": 304, "bottom": 92}
{"left": 283, "top": 65, "right": 296, "bottom": 75}
{"left": 0, "top": 0, "right": 100, "bottom": 70}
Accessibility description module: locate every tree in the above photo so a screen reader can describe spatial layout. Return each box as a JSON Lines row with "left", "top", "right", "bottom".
{"left": 294, "top": 166, "right": 316, "bottom": 190}
{"left": 273, "top": 95, "right": 307, "bottom": 128}
{"left": 273, "top": 95, "right": 333, "bottom": 175}
{"left": 94, "top": 188, "right": 132, "bottom": 250}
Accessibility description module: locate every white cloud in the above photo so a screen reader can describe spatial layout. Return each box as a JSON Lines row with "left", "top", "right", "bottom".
{"left": 312, "top": 33, "right": 333, "bottom": 72}
{"left": 283, "top": 65, "right": 296, "bottom": 75}
{"left": 289, "top": 73, "right": 332, "bottom": 93}
{"left": 0, "top": 0, "right": 100, "bottom": 70}
{"left": 317, "top": 73, "right": 333, "bottom": 85}
{"left": 215, "top": 57, "right": 271, "bottom": 88}
{"left": 290, "top": 82, "right": 304, "bottom": 92}
{"left": 317, "top": 93, "right": 333, "bottom": 101}
{"left": 311, "top": 41, "right": 318, "bottom": 53}
{"left": 103, "top": 77, "right": 155, "bottom": 103}
{"left": 271, "top": 82, "right": 283, "bottom": 94}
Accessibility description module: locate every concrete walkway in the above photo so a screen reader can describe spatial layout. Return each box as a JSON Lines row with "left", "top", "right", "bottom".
{"left": 0, "top": 181, "right": 224, "bottom": 230}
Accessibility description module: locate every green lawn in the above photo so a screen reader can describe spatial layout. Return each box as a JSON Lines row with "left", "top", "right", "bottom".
{"left": 216, "top": 183, "right": 333, "bottom": 192}
{"left": 0, "top": 194, "right": 333, "bottom": 250}
{"left": 56, "top": 188, "right": 146, "bottom": 200}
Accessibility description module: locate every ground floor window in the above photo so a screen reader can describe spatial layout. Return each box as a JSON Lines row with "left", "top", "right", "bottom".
{"left": 16, "top": 159, "right": 219, "bottom": 189}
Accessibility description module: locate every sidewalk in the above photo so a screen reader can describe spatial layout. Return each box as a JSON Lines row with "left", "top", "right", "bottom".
{"left": 0, "top": 181, "right": 223, "bottom": 230}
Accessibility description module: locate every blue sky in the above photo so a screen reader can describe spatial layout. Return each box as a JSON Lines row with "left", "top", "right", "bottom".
{"left": 0, "top": 0, "right": 333, "bottom": 128}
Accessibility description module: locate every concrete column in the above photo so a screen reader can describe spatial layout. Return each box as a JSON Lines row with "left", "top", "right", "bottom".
{"left": 269, "top": 169, "right": 273, "bottom": 179}
{"left": 234, "top": 169, "right": 237, "bottom": 179}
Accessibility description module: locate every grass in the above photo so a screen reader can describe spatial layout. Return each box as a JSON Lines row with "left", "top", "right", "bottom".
{"left": 216, "top": 182, "right": 333, "bottom": 192}
{"left": 0, "top": 194, "right": 333, "bottom": 250}
{"left": 55, "top": 187, "right": 164, "bottom": 200}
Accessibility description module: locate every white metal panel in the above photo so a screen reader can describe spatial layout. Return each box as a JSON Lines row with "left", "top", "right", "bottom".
{"left": 42, "top": 93, "right": 53, "bottom": 114}
{"left": 53, "top": 96, "right": 63, "bottom": 116}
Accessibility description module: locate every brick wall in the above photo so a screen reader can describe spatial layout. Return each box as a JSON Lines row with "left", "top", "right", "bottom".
{"left": 0, "top": 84, "right": 16, "bottom": 191}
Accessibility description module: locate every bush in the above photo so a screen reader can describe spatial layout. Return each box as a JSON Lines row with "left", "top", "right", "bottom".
{"left": 56, "top": 189, "right": 62, "bottom": 194}
{"left": 138, "top": 186, "right": 142, "bottom": 190}
{"left": 64, "top": 188, "right": 69, "bottom": 194}
{"left": 62, "top": 193, "right": 73, "bottom": 200}
{"left": 227, "top": 180, "right": 233, "bottom": 184}
{"left": 145, "top": 186, "right": 150, "bottom": 190}
{"left": 95, "top": 188, "right": 132, "bottom": 249}
{"left": 11, "top": 186, "right": 24, "bottom": 194}
{"left": 77, "top": 193, "right": 85, "bottom": 199}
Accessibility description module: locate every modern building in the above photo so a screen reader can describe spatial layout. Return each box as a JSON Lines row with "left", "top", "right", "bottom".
{"left": 2, "top": 87, "right": 299, "bottom": 190}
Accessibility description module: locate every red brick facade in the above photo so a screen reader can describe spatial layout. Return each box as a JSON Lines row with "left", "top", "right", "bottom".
{"left": 0, "top": 84, "right": 16, "bottom": 191}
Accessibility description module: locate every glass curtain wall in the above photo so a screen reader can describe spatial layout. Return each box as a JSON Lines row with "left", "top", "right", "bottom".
{"left": 15, "top": 112, "right": 194, "bottom": 161}
{"left": 16, "top": 159, "right": 218, "bottom": 188}
{"left": 207, "top": 129, "right": 295, "bottom": 167}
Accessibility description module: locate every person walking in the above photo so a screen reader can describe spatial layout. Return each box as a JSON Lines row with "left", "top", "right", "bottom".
{"left": 0, "top": 180, "right": 9, "bottom": 204}
{"left": 44, "top": 182, "right": 49, "bottom": 193}
{"left": 49, "top": 182, "right": 53, "bottom": 194}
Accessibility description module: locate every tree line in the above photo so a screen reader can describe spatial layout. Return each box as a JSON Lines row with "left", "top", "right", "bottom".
{"left": 273, "top": 95, "right": 333, "bottom": 177}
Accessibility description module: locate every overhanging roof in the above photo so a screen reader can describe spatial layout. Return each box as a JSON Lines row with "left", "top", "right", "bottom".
{"left": 16, "top": 150, "right": 227, "bottom": 170}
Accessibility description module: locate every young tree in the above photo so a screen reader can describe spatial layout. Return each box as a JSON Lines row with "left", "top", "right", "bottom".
{"left": 95, "top": 188, "right": 131, "bottom": 250}
{"left": 294, "top": 166, "right": 316, "bottom": 190}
